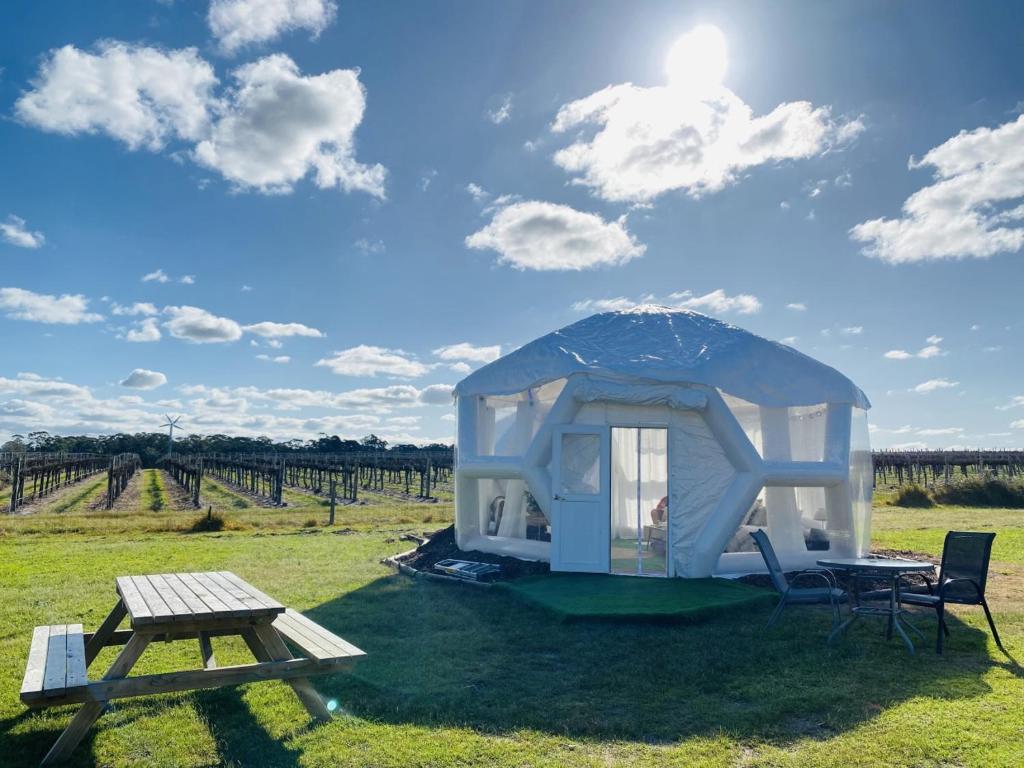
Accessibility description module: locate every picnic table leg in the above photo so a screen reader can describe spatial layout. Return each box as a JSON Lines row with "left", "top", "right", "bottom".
{"left": 41, "top": 633, "right": 152, "bottom": 766}
{"left": 198, "top": 631, "right": 216, "bottom": 669}
{"left": 242, "top": 626, "right": 332, "bottom": 723}
{"left": 84, "top": 600, "right": 127, "bottom": 667}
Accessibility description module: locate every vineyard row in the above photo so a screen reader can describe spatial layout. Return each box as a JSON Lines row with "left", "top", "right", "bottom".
{"left": 2, "top": 452, "right": 141, "bottom": 513}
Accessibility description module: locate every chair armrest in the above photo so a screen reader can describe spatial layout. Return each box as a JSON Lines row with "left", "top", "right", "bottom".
{"left": 938, "top": 577, "right": 982, "bottom": 601}
{"left": 797, "top": 567, "right": 838, "bottom": 588}
{"left": 897, "top": 571, "right": 935, "bottom": 594}
{"left": 787, "top": 571, "right": 836, "bottom": 592}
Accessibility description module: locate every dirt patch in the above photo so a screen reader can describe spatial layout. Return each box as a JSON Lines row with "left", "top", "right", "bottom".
{"left": 89, "top": 468, "right": 146, "bottom": 512}
{"left": 160, "top": 470, "right": 198, "bottom": 511}
{"left": 397, "top": 525, "right": 550, "bottom": 581}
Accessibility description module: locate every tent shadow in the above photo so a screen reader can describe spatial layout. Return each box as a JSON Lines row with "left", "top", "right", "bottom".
{"left": 301, "top": 573, "right": 999, "bottom": 746}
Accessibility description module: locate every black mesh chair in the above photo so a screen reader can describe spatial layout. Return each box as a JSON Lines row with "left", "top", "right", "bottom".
{"left": 750, "top": 529, "right": 847, "bottom": 630}
{"left": 899, "top": 531, "right": 1004, "bottom": 655}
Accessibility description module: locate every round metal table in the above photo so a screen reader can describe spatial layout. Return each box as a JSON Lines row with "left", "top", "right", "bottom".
{"left": 817, "top": 557, "right": 935, "bottom": 653}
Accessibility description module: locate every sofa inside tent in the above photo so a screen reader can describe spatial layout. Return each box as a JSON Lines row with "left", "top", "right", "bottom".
{"left": 452, "top": 306, "right": 872, "bottom": 578}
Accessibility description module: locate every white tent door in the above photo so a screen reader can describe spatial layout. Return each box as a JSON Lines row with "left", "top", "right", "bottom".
{"left": 551, "top": 426, "right": 610, "bottom": 573}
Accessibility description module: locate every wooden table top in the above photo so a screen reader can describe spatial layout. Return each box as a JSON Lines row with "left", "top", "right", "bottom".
{"left": 115, "top": 572, "right": 285, "bottom": 628}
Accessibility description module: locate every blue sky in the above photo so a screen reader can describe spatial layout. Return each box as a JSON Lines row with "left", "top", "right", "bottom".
{"left": 1, "top": 0, "right": 1023, "bottom": 449}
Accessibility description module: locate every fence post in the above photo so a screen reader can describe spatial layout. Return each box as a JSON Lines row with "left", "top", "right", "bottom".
{"left": 329, "top": 478, "right": 336, "bottom": 525}
{"left": 8, "top": 456, "right": 20, "bottom": 514}
{"left": 106, "top": 458, "right": 115, "bottom": 510}
{"left": 194, "top": 458, "right": 203, "bottom": 508}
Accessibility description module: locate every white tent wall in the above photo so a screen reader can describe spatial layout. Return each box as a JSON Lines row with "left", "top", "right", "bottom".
{"left": 454, "top": 374, "right": 871, "bottom": 575}
{"left": 452, "top": 308, "right": 872, "bottom": 577}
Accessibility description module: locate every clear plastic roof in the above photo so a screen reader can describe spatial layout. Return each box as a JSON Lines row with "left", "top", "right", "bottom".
{"left": 454, "top": 306, "right": 870, "bottom": 409}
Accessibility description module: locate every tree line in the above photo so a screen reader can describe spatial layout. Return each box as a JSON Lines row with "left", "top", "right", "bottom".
{"left": 0, "top": 431, "right": 452, "bottom": 469}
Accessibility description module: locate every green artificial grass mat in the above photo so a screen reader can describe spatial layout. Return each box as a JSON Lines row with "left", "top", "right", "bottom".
{"left": 496, "top": 572, "right": 774, "bottom": 622}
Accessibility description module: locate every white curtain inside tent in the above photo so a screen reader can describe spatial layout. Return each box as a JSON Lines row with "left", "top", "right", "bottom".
{"left": 611, "top": 427, "right": 668, "bottom": 541}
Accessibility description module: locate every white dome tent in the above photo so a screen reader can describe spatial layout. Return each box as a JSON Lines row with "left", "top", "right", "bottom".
{"left": 453, "top": 306, "right": 873, "bottom": 578}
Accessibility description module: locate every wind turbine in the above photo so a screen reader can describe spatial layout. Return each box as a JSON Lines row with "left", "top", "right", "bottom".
{"left": 161, "top": 415, "right": 182, "bottom": 456}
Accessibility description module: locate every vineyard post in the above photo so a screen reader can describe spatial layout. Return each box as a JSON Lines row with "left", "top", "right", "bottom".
{"left": 106, "top": 457, "right": 115, "bottom": 510}
{"left": 9, "top": 456, "right": 20, "bottom": 513}
{"left": 329, "top": 478, "right": 336, "bottom": 526}
{"left": 193, "top": 458, "right": 203, "bottom": 507}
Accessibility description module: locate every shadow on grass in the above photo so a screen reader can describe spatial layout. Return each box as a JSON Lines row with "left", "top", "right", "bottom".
{"left": 191, "top": 686, "right": 303, "bottom": 768}
{"left": 0, "top": 574, "right": 1008, "bottom": 765}
{"left": 303, "top": 573, "right": 1001, "bottom": 745}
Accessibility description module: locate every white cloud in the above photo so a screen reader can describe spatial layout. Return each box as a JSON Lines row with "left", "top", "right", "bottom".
{"left": 163, "top": 305, "right": 243, "bottom": 343}
{"left": 779, "top": 201, "right": 791, "bottom": 210}
{"left": 354, "top": 238, "right": 385, "bottom": 255}
{"left": 916, "top": 427, "right": 964, "bottom": 436}
{"left": 911, "top": 378, "right": 959, "bottom": 394}
{"left": 241, "top": 284, "right": 253, "bottom": 291}
{"left": 194, "top": 54, "right": 385, "bottom": 196}
{"left": 840, "top": 326, "right": 863, "bottom": 335}
{"left": 667, "top": 289, "right": 761, "bottom": 315}
{"left": 120, "top": 368, "right": 167, "bottom": 390}
{"left": 448, "top": 362, "right": 472, "bottom": 375}
{"left": 124, "top": 317, "right": 162, "bottom": 343}
{"left": 834, "top": 170, "right": 853, "bottom": 188}
{"left": 1012, "top": 420, "right": 1024, "bottom": 430}
{"left": 996, "top": 396, "right": 1024, "bottom": 411}
{"left": 111, "top": 302, "right": 158, "bottom": 316}
{"left": 419, "top": 384, "right": 454, "bottom": 405}
{"left": 243, "top": 321, "right": 324, "bottom": 338}
{"left": 1, "top": 215, "right": 45, "bottom": 248}
{"left": 0, "top": 374, "right": 453, "bottom": 444}
{"left": 786, "top": 302, "right": 807, "bottom": 311}
{"left": 0, "top": 287, "right": 103, "bottom": 324}
{"left": 179, "top": 275, "right": 195, "bottom": 285}
{"left": 572, "top": 288, "right": 761, "bottom": 316}
{"left": 256, "top": 354, "right": 291, "bottom": 363}
{"left": 432, "top": 342, "right": 502, "bottom": 364}
{"left": 466, "top": 200, "right": 645, "bottom": 271}
{"left": 488, "top": 93, "right": 513, "bottom": 125}
{"left": 15, "top": 42, "right": 215, "bottom": 151}
{"left": 550, "top": 70, "right": 863, "bottom": 203}
{"left": 884, "top": 349, "right": 913, "bottom": 360}
{"left": 779, "top": 336, "right": 799, "bottom": 345}
{"left": 209, "top": 0, "right": 338, "bottom": 55}
{"left": 466, "top": 182, "right": 488, "bottom": 203}
{"left": 18, "top": 44, "right": 383, "bottom": 198}
{"left": 850, "top": 114, "right": 1024, "bottom": 263}
{"left": 142, "top": 269, "right": 170, "bottom": 283}
{"left": 883, "top": 336, "right": 947, "bottom": 360}
{"left": 315, "top": 345, "right": 430, "bottom": 378}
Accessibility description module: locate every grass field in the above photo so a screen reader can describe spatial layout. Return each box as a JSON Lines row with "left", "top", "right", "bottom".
{"left": 0, "top": 475, "right": 1021, "bottom": 767}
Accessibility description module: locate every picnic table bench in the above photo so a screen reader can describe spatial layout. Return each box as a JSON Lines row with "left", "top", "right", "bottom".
{"left": 20, "top": 571, "right": 365, "bottom": 766}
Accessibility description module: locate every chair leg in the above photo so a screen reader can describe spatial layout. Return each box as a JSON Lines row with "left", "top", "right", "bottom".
{"left": 981, "top": 599, "right": 1006, "bottom": 652}
{"left": 765, "top": 596, "right": 788, "bottom": 630}
{"left": 936, "top": 606, "right": 945, "bottom": 655}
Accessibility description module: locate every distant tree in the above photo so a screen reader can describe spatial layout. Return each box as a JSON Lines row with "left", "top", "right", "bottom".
{"left": 1, "top": 436, "right": 27, "bottom": 453}
{"left": 361, "top": 434, "right": 389, "bottom": 451}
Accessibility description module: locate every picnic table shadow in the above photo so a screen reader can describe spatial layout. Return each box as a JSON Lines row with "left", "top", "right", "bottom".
{"left": 295, "top": 573, "right": 1009, "bottom": 746}
{"left": 1, "top": 574, "right": 1013, "bottom": 766}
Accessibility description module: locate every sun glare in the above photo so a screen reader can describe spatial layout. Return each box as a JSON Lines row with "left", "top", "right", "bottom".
{"left": 665, "top": 24, "right": 727, "bottom": 93}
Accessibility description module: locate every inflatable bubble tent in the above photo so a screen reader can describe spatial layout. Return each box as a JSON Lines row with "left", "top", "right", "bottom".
{"left": 452, "top": 306, "right": 872, "bottom": 577}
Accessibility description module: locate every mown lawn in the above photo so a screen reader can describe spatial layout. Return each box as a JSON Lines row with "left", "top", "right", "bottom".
{"left": 0, "top": 482, "right": 1021, "bottom": 767}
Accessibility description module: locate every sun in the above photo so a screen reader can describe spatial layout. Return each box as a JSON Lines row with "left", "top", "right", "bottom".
{"left": 665, "top": 25, "right": 728, "bottom": 93}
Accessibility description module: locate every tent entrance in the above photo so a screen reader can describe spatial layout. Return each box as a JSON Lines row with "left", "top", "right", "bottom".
{"left": 610, "top": 427, "right": 669, "bottom": 577}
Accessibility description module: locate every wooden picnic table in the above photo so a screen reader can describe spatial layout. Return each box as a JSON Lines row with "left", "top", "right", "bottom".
{"left": 20, "top": 572, "right": 365, "bottom": 766}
